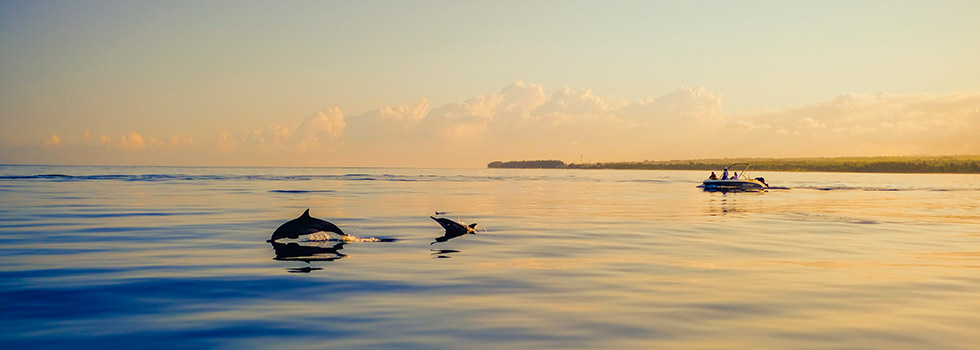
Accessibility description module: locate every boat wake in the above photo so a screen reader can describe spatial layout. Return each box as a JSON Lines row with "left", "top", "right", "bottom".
{"left": 794, "top": 185, "right": 978, "bottom": 192}
{"left": 783, "top": 212, "right": 879, "bottom": 225}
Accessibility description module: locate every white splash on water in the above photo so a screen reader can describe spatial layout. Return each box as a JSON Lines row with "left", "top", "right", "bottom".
{"left": 303, "top": 232, "right": 385, "bottom": 243}
{"left": 305, "top": 232, "right": 334, "bottom": 241}
{"left": 342, "top": 235, "right": 384, "bottom": 243}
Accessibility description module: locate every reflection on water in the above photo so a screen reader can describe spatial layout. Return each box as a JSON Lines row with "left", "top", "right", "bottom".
{"left": 707, "top": 195, "right": 740, "bottom": 216}
{"left": 1, "top": 166, "right": 979, "bottom": 349}
{"left": 287, "top": 266, "right": 323, "bottom": 273}
{"left": 701, "top": 186, "right": 767, "bottom": 194}
{"left": 270, "top": 234, "right": 399, "bottom": 271}
{"left": 270, "top": 241, "right": 347, "bottom": 263}
{"left": 704, "top": 192, "right": 760, "bottom": 216}
{"left": 430, "top": 249, "right": 461, "bottom": 258}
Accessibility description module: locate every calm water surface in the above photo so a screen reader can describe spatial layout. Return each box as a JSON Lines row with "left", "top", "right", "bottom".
{"left": 1, "top": 166, "right": 978, "bottom": 349}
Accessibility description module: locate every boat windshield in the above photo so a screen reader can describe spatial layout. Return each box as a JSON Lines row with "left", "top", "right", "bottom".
{"left": 726, "top": 163, "right": 751, "bottom": 178}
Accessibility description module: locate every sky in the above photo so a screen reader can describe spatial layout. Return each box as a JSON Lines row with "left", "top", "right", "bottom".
{"left": 1, "top": 0, "right": 978, "bottom": 167}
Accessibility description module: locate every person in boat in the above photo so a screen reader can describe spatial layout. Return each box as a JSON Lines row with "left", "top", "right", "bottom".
{"left": 732, "top": 172, "right": 738, "bottom": 180}
{"left": 722, "top": 168, "right": 729, "bottom": 180}
{"left": 708, "top": 172, "right": 717, "bottom": 180}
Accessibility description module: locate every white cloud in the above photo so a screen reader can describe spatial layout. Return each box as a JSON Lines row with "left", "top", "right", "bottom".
{"left": 169, "top": 133, "right": 193, "bottom": 146}
{"left": 211, "top": 107, "right": 348, "bottom": 154}
{"left": 797, "top": 117, "right": 826, "bottom": 129}
{"left": 635, "top": 87, "right": 723, "bottom": 123}
{"left": 334, "top": 82, "right": 730, "bottom": 165}
{"left": 731, "top": 92, "right": 980, "bottom": 156}
{"left": 500, "top": 81, "right": 548, "bottom": 114}
{"left": 10, "top": 83, "right": 979, "bottom": 166}
{"left": 729, "top": 120, "right": 771, "bottom": 130}
{"left": 533, "top": 87, "right": 610, "bottom": 120}
{"left": 296, "top": 107, "right": 346, "bottom": 148}
{"left": 216, "top": 129, "right": 236, "bottom": 152}
{"left": 119, "top": 132, "right": 145, "bottom": 151}
{"left": 44, "top": 134, "right": 61, "bottom": 146}
{"left": 378, "top": 98, "right": 431, "bottom": 129}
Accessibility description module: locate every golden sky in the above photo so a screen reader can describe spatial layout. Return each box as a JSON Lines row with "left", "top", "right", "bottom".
{"left": 1, "top": 1, "right": 978, "bottom": 167}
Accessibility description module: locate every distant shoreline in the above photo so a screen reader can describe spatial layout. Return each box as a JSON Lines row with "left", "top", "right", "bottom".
{"left": 487, "top": 156, "right": 980, "bottom": 174}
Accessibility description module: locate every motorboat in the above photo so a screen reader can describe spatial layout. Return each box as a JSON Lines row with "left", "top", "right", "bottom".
{"left": 701, "top": 163, "right": 769, "bottom": 191}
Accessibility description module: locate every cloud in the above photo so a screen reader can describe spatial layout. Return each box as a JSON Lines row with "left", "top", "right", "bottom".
{"left": 7, "top": 82, "right": 978, "bottom": 166}
{"left": 500, "top": 81, "right": 548, "bottom": 114}
{"left": 212, "top": 107, "right": 347, "bottom": 154}
{"left": 729, "top": 92, "right": 980, "bottom": 156}
{"left": 797, "top": 117, "right": 826, "bottom": 129}
{"left": 14, "top": 82, "right": 732, "bottom": 166}
{"left": 377, "top": 98, "right": 431, "bottom": 129}
{"left": 44, "top": 134, "right": 61, "bottom": 146}
{"left": 533, "top": 87, "right": 610, "bottom": 120}
{"left": 295, "top": 107, "right": 346, "bottom": 149}
{"left": 216, "top": 129, "right": 236, "bottom": 152}
{"left": 168, "top": 133, "right": 193, "bottom": 146}
{"left": 333, "top": 82, "right": 728, "bottom": 165}
{"left": 119, "top": 132, "right": 145, "bottom": 151}
{"left": 312, "top": 83, "right": 980, "bottom": 165}
{"left": 621, "top": 86, "right": 723, "bottom": 124}
{"left": 424, "top": 94, "right": 505, "bottom": 138}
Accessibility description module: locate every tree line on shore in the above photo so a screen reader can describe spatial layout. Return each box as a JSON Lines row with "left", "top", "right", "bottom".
{"left": 487, "top": 160, "right": 566, "bottom": 169}
{"left": 487, "top": 156, "right": 980, "bottom": 173}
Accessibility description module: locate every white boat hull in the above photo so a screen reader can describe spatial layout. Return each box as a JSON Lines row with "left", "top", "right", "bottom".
{"left": 702, "top": 179, "right": 767, "bottom": 191}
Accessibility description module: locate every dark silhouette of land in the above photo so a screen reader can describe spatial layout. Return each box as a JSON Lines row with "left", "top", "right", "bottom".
{"left": 488, "top": 156, "right": 980, "bottom": 174}
{"left": 487, "top": 160, "right": 566, "bottom": 169}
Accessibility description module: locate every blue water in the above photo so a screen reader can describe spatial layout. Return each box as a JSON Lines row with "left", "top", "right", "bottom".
{"left": 1, "top": 165, "right": 979, "bottom": 349}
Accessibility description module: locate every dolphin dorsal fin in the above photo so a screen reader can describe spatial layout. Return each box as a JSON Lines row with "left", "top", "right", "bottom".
{"left": 302, "top": 209, "right": 311, "bottom": 218}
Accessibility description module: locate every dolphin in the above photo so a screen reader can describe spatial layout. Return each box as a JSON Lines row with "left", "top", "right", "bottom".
{"left": 269, "top": 209, "right": 348, "bottom": 242}
{"left": 430, "top": 216, "right": 478, "bottom": 244}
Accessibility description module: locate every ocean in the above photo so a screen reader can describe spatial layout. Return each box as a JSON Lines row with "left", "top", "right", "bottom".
{"left": 1, "top": 165, "right": 978, "bottom": 349}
